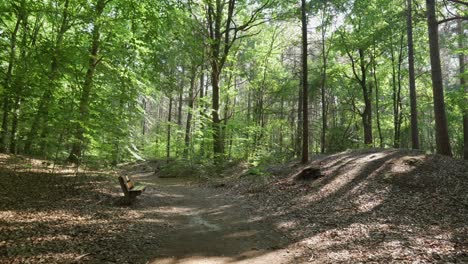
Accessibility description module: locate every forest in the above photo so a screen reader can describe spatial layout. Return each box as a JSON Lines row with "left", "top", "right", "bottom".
{"left": 1, "top": 0, "right": 467, "bottom": 263}
{"left": 0, "top": 0, "right": 466, "bottom": 165}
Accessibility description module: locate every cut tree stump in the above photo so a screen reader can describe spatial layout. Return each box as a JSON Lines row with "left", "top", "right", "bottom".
{"left": 295, "top": 166, "right": 324, "bottom": 181}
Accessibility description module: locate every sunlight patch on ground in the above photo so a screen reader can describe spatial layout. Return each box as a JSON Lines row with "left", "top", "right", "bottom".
{"left": 276, "top": 220, "right": 297, "bottom": 231}
{"left": 296, "top": 222, "right": 460, "bottom": 263}
{"left": 353, "top": 190, "right": 388, "bottom": 212}
{"left": 224, "top": 230, "right": 258, "bottom": 239}
{"left": 189, "top": 215, "right": 221, "bottom": 231}
{"left": 150, "top": 249, "right": 293, "bottom": 264}
{"left": 301, "top": 156, "right": 374, "bottom": 203}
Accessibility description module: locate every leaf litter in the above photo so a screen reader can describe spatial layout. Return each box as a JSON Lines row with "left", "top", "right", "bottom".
{"left": 224, "top": 149, "right": 468, "bottom": 263}
{"left": 1, "top": 149, "right": 467, "bottom": 263}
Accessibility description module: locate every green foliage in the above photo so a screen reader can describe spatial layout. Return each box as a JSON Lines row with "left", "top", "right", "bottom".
{"left": 0, "top": 0, "right": 465, "bottom": 167}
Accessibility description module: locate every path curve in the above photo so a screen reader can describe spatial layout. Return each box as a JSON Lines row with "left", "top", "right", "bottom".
{"left": 131, "top": 172, "right": 297, "bottom": 264}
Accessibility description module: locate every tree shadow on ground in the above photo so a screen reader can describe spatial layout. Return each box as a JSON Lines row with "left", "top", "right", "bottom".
{"left": 2, "top": 150, "right": 467, "bottom": 263}
{"left": 248, "top": 149, "right": 468, "bottom": 263}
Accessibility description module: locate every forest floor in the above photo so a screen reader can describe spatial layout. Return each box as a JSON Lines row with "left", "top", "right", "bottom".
{"left": 1, "top": 149, "right": 467, "bottom": 263}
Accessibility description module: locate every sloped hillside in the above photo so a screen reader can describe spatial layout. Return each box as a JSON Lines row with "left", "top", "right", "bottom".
{"left": 237, "top": 149, "right": 468, "bottom": 263}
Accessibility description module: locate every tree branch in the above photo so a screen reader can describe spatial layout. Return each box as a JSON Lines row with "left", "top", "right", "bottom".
{"left": 447, "top": 0, "right": 468, "bottom": 6}
{"left": 438, "top": 16, "right": 468, "bottom": 24}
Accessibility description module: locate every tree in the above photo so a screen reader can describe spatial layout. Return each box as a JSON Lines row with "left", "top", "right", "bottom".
{"left": 406, "top": 0, "right": 420, "bottom": 149}
{"left": 301, "top": 0, "right": 309, "bottom": 163}
{"left": 459, "top": 19, "right": 467, "bottom": 160}
{"left": 24, "top": 0, "right": 71, "bottom": 155}
{"left": 198, "top": 0, "right": 274, "bottom": 162}
{"left": 67, "top": 0, "right": 107, "bottom": 163}
{"left": 0, "top": 0, "right": 25, "bottom": 153}
{"left": 425, "top": 0, "right": 452, "bottom": 156}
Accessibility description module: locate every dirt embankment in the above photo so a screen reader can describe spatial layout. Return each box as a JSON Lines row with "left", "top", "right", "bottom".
{"left": 227, "top": 149, "right": 468, "bottom": 263}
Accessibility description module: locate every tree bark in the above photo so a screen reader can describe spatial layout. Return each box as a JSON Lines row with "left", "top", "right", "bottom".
{"left": 67, "top": 0, "right": 106, "bottom": 163}
{"left": 372, "top": 44, "right": 383, "bottom": 148}
{"left": 407, "top": 0, "right": 420, "bottom": 149}
{"left": 184, "top": 69, "right": 196, "bottom": 158}
{"left": 177, "top": 78, "right": 184, "bottom": 127}
{"left": 296, "top": 80, "right": 303, "bottom": 157}
{"left": 425, "top": 0, "right": 452, "bottom": 156}
{"left": 391, "top": 32, "right": 404, "bottom": 148}
{"left": 459, "top": 19, "right": 467, "bottom": 159}
{"left": 359, "top": 49, "right": 373, "bottom": 145}
{"left": 320, "top": 0, "right": 328, "bottom": 154}
{"left": 167, "top": 97, "right": 173, "bottom": 162}
{"left": 301, "top": 0, "right": 309, "bottom": 163}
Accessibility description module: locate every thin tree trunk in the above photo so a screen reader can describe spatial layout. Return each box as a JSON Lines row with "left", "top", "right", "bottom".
{"left": 391, "top": 38, "right": 400, "bottom": 148}
{"left": 320, "top": 0, "right": 328, "bottom": 154}
{"left": 372, "top": 45, "right": 383, "bottom": 148}
{"left": 211, "top": 68, "right": 223, "bottom": 160}
{"left": 407, "top": 0, "right": 420, "bottom": 149}
{"left": 142, "top": 98, "right": 146, "bottom": 136}
{"left": 394, "top": 32, "right": 405, "bottom": 148}
{"left": 279, "top": 95, "right": 284, "bottom": 151}
{"left": 177, "top": 83, "right": 183, "bottom": 126}
{"left": 167, "top": 97, "right": 173, "bottom": 162}
{"left": 458, "top": 19, "right": 467, "bottom": 159}
{"left": 199, "top": 70, "right": 206, "bottom": 157}
{"left": 67, "top": 0, "right": 106, "bottom": 163}
{"left": 425, "top": 0, "right": 452, "bottom": 156}
{"left": 301, "top": 0, "right": 309, "bottom": 163}
{"left": 184, "top": 70, "right": 196, "bottom": 158}
{"left": 359, "top": 49, "right": 373, "bottom": 145}
{"left": 296, "top": 80, "right": 303, "bottom": 157}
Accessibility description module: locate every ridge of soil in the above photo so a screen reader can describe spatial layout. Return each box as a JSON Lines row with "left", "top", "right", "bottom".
{"left": 225, "top": 149, "right": 468, "bottom": 263}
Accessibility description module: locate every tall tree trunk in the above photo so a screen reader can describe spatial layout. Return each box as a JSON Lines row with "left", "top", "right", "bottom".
{"left": 177, "top": 79, "right": 183, "bottom": 126}
{"left": 142, "top": 97, "right": 146, "bottom": 136}
{"left": 397, "top": 33, "right": 404, "bottom": 147}
{"left": 359, "top": 49, "right": 373, "bottom": 145}
{"left": 320, "top": 0, "right": 328, "bottom": 154}
{"left": 301, "top": 0, "right": 309, "bottom": 163}
{"left": 184, "top": 70, "right": 196, "bottom": 158}
{"left": 167, "top": 97, "right": 173, "bottom": 162}
{"left": 199, "top": 70, "right": 206, "bottom": 158}
{"left": 406, "top": 0, "right": 420, "bottom": 149}
{"left": 296, "top": 80, "right": 303, "bottom": 157}
{"left": 279, "top": 95, "right": 284, "bottom": 151}
{"left": 425, "top": 0, "right": 452, "bottom": 156}
{"left": 372, "top": 45, "right": 383, "bottom": 148}
{"left": 459, "top": 19, "right": 467, "bottom": 159}
{"left": 0, "top": 11, "right": 22, "bottom": 153}
{"left": 211, "top": 68, "right": 223, "bottom": 160}
{"left": 392, "top": 32, "right": 404, "bottom": 148}
{"left": 67, "top": 0, "right": 106, "bottom": 163}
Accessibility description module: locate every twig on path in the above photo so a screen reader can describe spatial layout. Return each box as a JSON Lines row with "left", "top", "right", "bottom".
{"left": 75, "top": 253, "right": 91, "bottom": 261}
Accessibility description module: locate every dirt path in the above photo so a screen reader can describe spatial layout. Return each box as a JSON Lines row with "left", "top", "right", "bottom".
{"left": 131, "top": 173, "right": 297, "bottom": 264}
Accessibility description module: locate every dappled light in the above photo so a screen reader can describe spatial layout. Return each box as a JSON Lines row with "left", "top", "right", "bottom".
{"left": 1, "top": 0, "right": 467, "bottom": 261}
{"left": 1, "top": 149, "right": 467, "bottom": 263}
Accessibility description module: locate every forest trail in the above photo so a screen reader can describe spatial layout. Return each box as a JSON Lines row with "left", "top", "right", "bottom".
{"left": 2, "top": 150, "right": 466, "bottom": 263}
{"left": 126, "top": 169, "right": 296, "bottom": 264}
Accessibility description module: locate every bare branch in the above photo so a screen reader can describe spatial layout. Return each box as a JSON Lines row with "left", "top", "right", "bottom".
{"left": 438, "top": 16, "right": 468, "bottom": 24}
{"left": 447, "top": 0, "right": 468, "bottom": 6}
